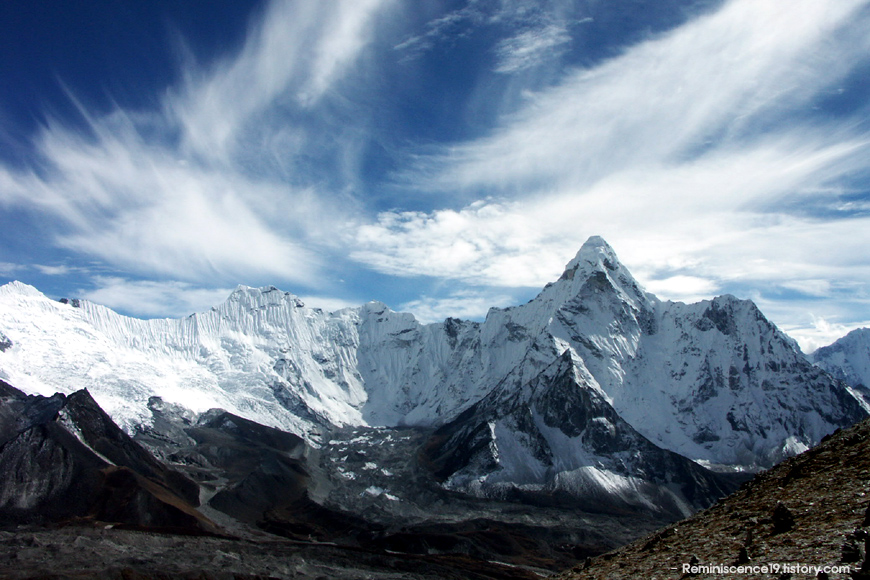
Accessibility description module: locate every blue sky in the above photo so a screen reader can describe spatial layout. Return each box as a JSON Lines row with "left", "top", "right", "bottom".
{"left": 1, "top": 0, "right": 869, "bottom": 352}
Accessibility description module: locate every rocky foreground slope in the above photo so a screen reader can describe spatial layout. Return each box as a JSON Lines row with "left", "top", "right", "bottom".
{"left": 0, "top": 384, "right": 867, "bottom": 579}
{"left": 0, "top": 380, "right": 670, "bottom": 577}
{"left": 558, "top": 416, "right": 870, "bottom": 580}
{"left": 0, "top": 380, "right": 208, "bottom": 532}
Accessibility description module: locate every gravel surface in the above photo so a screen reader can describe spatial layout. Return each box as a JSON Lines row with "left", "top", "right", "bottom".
{"left": 0, "top": 523, "right": 542, "bottom": 580}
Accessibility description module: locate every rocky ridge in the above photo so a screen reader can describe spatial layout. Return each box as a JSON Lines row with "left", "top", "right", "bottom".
{"left": 0, "top": 381, "right": 210, "bottom": 533}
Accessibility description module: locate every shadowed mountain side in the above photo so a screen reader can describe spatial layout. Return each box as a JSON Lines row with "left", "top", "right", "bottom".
{"left": 557, "top": 417, "right": 870, "bottom": 580}
{"left": 423, "top": 351, "right": 746, "bottom": 521}
{"left": 134, "top": 401, "right": 377, "bottom": 542}
{"left": 0, "top": 381, "right": 214, "bottom": 533}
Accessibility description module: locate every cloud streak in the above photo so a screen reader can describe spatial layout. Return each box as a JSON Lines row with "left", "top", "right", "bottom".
{"left": 0, "top": 0, "right": 868, "bottom": 353}
{"left": 0, "top": 0, "right": 392, "bottom": 287}
{"left": 493, "top": 23, "right": 571, "bottom": 74}
{"left": 81, "top": 278, "right": 235, "bottom": 318}
{"left": 354, "top": 0, "right": 870, "bottom": 348}
{"left": 424, "top": 0, "right": 870, "bottom": 194}
{"left": 171, "top": 0, "right": 389, "bottom": 161}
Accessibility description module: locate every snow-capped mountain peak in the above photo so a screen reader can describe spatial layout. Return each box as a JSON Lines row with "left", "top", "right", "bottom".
{"left": 810, "top": 328, "right": 870, "bottom": 414}
{"left": 531, "top": 235, "right": 655, "bottom": 340}
{"left": 563, "top": 235, "right": 622, "bottom": 274}
{"left": 0, "top": 236, "right": 864, "bottom": 475}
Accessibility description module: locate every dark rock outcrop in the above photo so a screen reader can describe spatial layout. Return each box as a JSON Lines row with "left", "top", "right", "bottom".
{"left": 0, "top": 381, "right": 213, "bottom": 533}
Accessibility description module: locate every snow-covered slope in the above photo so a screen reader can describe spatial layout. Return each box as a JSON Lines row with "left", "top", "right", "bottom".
{"left": 424, "top": 350, "right": 738, "bottom": 519}
{"left": 454, "top": 237, "right": 865, "bottom": 469}
{"left": 0, "top": 237, "right": 864, "bottom": 472}
{"left": 0, "top": 282, "right": 496, "bottom": 438}
{"left": 0, "top": 282, "right": 353, "bottom": 435}
{"left": 811, "top": 328, "right": 870, "bottom": 390}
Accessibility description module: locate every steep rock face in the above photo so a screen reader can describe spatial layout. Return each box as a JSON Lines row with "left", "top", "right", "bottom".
{"left": 0, "top": 381, "right": 211, "bottom": 531}
{"left": 424, "top": 351, "right": 741, "bottom": 520}
{"left": 0, "top": 237, "right": 864, "bottom": 472}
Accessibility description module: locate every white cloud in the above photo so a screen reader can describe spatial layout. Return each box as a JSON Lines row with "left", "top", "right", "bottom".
{"left": 171, "top": 0, "right": 391, "bottom": 161}
{"left": 352, "top": 200, "right": 568, "bottom": 287}
{"left": 33, "top": 264, "right": 79, "bottom": 276}
{"left": 81, "top": 277, "right": 234, "bottom": 318}
{"left": 764, "top": 309, "right": 870, "bottom": 355}
{"left": 392, "top": 3, "right": 487, "bottom": 59}
{"left": 0, "top": 0, "right": 392, "bottom": 287}
{"left": 644, "top": 275, "right": 720, "bottom": 304}
{"left": 354, "top": 0, "right": 870, "bottom": 340}
{"left": 421, "top": 0, "right": 870, "bottom": 194}
{"left": 494, "top": 24, "right": 571, "bottom": 73}
{"left": 354, "top": 133, "right": 870, "bottom": 289}
{"left": 0, "top": 122, "right": 324, "bottom": 283}
{"left": 400, "top": 289, "right": 518, "bottom": 324}
{"left": 0, "top": 262, "right": 25, "bottom": 276}
{"left": 297, "top": 294, "right": 362, "bottom": 313}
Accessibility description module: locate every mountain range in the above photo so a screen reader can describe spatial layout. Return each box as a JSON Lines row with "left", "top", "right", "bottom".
{"left": 0, "top": 236, "right": 868, "bottom": 575}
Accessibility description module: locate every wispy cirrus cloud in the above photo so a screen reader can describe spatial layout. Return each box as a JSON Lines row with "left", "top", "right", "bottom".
{"left": 493, "top": 23, "right": 571, "bottom": 74}
{"left": 0, "top": 262, "right": 26, "bottom": 277}
{"left": 171, "top": 0, "right": 390, "bottom": 161}
{"left": 0, "top": 117, "right": 325, "bottom": 284}
{"left": 33, "top": 264, "right": 84, "bottom": 276}
{"left": 0, "top": 0, "right": 392, "bottom": 288}
{"left": 422, "top": 0, "right": 870, "bottom": 195}
{"left": 355, "top": 0, "right": 870, "bottom": 348}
